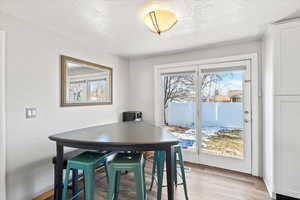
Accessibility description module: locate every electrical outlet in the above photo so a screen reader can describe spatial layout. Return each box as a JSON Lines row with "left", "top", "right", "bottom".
{"left": 26, "top": 107, "right": 37, "bottom": 119}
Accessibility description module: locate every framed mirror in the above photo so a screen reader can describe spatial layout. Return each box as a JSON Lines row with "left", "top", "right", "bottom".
{"left": 61, "top": 55, "right": 113, "bottom": 106}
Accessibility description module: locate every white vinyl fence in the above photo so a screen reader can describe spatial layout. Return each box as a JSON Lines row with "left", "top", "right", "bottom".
{"left": 166, "top": 102, "right": 243, "bottom": 129}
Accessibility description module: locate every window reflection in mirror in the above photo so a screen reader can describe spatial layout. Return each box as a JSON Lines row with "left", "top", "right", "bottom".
{"left": 61, "top": 56, "right": 112, "bottom": 106}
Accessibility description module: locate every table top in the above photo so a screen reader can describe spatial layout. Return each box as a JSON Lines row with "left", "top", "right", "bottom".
{"left": 49, "top": 121, "right": 179, "bottom": 146}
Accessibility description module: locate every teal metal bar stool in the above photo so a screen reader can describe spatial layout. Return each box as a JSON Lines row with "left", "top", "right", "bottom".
{"left": 62, "top": 151, "right": 109, "bottom": 200}
{"left": 150, "top": 145, "right": 188, "bottom": 200}
{"left": 107, "top": 153, "right": 146, "bottom": 200}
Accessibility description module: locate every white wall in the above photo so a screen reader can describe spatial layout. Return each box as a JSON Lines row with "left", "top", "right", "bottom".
{"left": 129, "top": 41, "right": 262, "bottom": 123}
{"left": 262, "top": 28, "right": 275, "bottom": 198}
{"left": 0, "top": 30, "right": 6, "bottom": 200}
{"left": 0, "top": 12, "right": 129, "bottom": 200}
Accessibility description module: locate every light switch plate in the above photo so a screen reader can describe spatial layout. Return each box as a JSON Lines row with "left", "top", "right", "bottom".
{"left": 26, "top": 107, "right": 37, "bottom": 119}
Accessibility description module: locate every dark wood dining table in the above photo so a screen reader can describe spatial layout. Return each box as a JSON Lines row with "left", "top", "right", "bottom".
{"left": 49, "top": 121, "right": 179, "bottom": 200}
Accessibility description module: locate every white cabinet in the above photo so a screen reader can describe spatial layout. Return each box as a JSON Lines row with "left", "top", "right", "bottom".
{"left": 263, "top": 19, "right": 300, "bottom": 199}
{"left": 274, "top": 21, "right": 300, "bottom": 95}
{"left": 275, "top": 96, "right": 300, "bottom": 197}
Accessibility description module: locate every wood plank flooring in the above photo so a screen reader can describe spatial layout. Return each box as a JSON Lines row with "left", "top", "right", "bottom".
{"left": 48, "top": 160, "right": 270, "bottom": 200}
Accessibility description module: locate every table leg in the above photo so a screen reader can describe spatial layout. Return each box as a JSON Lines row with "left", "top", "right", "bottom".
{"left": 54, "top": 142, "right": 64, "bottom": 200}
{"left": 165, "top": 146, "right": 175, "bottom": 200}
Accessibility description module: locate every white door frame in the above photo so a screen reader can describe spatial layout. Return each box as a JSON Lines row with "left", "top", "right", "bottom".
{"left": 0, "top": 31, "right": 6, "bottom": 200}
{"left": 154, "top": 53, "right": 260, "bottom": 176}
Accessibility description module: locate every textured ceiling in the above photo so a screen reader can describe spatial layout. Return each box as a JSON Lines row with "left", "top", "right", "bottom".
{"left": 1, "top": 0, "right": 300, "bottom": 57}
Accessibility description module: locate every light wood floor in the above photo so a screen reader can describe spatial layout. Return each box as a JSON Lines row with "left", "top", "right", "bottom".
{"left": 48, "top": 161, "right": 270, "bottom": 200}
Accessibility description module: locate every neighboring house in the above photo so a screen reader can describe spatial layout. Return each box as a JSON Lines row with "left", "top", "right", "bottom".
{"left": 202, "top": 90, "right": 242, "bottom": 102}
{"left": 213, "top": 95, "right": 231, "bottom": 102}
{"left": 228, "top": 90, "right": 242, "bottom": 102}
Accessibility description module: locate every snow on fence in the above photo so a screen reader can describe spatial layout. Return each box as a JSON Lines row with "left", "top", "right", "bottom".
{"left": 166, "top": 102, "right": 243, "bottom": 128}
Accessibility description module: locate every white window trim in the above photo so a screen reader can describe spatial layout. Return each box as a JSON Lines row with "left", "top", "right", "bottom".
{"left": 0, "top": 30, "right": 6, "bottom": 200}
{"left": 154, "top": 53, "right": 261, "bottom": 176}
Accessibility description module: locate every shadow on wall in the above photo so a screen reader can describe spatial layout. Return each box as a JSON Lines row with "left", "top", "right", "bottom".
{"left": 6, "top": 155, "right": 54, "bottom": 200}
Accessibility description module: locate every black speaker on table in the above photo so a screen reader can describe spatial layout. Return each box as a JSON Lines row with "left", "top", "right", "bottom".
{"left": 122, "top": 111, "right": 142, "bottom": 122}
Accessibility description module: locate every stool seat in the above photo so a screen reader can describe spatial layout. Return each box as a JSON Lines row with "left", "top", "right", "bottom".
{"left": 70, "top": 151, "right": 107, "bottom": 166}
{"left": 110, "top": 153, "right": 143, "bottom": 165}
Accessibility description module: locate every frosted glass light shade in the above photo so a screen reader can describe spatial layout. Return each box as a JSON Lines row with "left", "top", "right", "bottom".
{"left": 143, "top": 10, "right": 177, "bottom": 35}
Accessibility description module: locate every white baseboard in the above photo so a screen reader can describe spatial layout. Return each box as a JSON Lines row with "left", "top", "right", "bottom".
{"left": 264, "top": 178, "right": 276, "bottom": 199}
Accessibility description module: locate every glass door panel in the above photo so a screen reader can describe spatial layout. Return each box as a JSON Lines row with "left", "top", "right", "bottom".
{"left": 200, "top": 71, "right": 245, "bottom": 159}
{"left": 161, "top": 72, "right": 197, "bottom": 151}
{"left": 197, "top": 61, "right": 252, "bottom": 174}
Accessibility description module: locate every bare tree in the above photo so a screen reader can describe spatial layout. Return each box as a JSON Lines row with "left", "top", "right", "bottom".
{"left": 201, "top": 74, "right": 223, "bottom": 102}
{"left": 163, "top": 73, "right": 227, "bottom": 125}
{"left": 163, "top": 74, "right": 195, "bottom": 125}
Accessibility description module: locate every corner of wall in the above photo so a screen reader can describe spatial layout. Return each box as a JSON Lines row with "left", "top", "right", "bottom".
{"left": 262, "top": 26, "right": 276, "bottom": 199}
{"left": 0, "top": 30, "right": 6, "bottom": 200}
{"left": 264, "top": 177, "right": 276, "bottom": 199}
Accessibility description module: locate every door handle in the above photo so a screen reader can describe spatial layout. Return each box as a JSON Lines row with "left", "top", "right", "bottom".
{"left": 244, "top": 119, "right": 249, "bottom": 123}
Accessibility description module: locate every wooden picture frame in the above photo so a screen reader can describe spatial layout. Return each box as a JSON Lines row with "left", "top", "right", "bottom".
{"left": 60, "top": 55, "right": 113, "bottom": 107}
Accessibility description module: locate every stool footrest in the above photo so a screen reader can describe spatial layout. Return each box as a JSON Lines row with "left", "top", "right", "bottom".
{"left": 70, "top": 188, "right": 84, "bottom": 200}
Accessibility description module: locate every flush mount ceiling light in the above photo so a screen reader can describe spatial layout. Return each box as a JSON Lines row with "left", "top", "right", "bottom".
{"left": 143, "top": 9, "right": 178, "bottom": 35}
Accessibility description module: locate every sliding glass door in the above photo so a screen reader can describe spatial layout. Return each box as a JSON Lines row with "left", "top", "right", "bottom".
{"left": 158, "top": 60, "right": 252, "bottom": 173}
